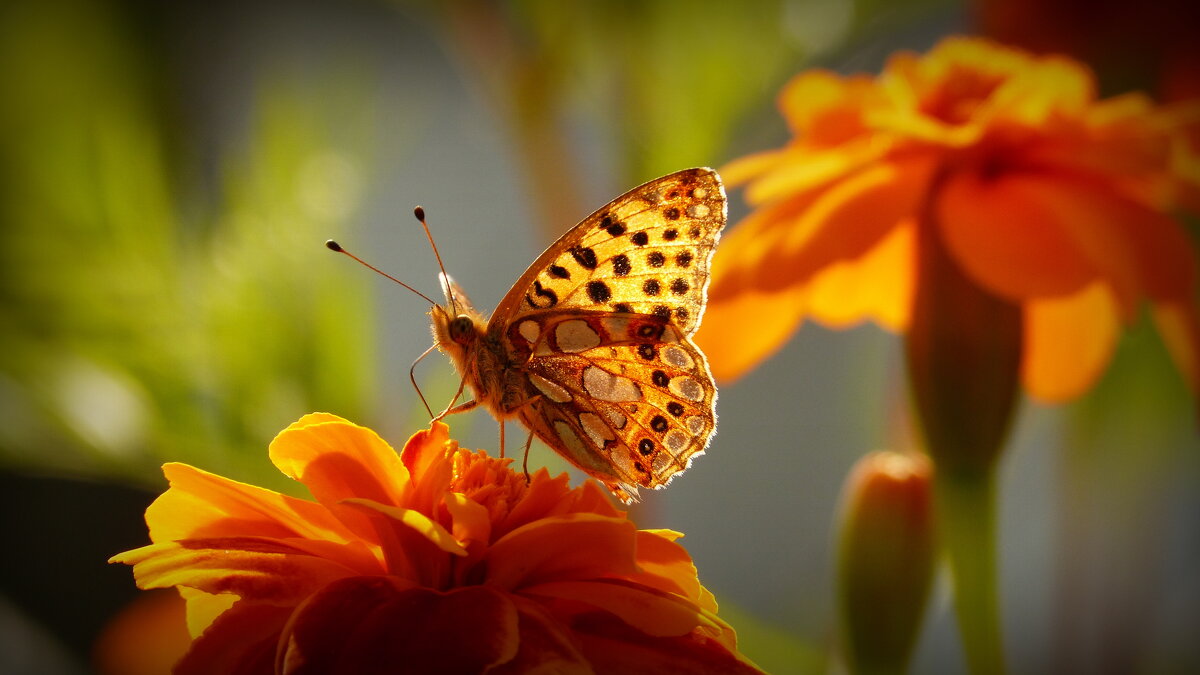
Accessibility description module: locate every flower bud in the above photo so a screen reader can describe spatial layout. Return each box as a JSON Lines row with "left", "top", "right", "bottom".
{"left": 837, "top": 451, "right": 935, "bottom": 675}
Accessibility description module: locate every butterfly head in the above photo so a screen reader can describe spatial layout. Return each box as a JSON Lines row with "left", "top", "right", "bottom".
{"left": 431, "top": 272, "right": 486, "bottom": 358}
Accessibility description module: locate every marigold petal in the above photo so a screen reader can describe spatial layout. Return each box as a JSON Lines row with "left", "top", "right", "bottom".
{"left": 398, "top": 422, "right": 456, "bottom": 516}
{"left": 114, "top": 537, "right": 367, "bottom": 603}
{"left": 269, "top": 418, "right": 410, "bottom": 525}
{"left": 145, "top": 463, "right": 356, "bottom": 545}
{"left": 444, "top": 491, "right": 493, "bottom": 550}
{"left": 340, "top": 498, "right": 465, "bottom": 556}
{"left": 522, "top": 578, "right": 716, "bottom": 638}
{"left": 284, "top": 413, "right": 349, "bottom": 430}
{"left": 489, "top": 597, "right": 593, "bottom": 674}
{"left": 695, "top": 282, "right": 806, "bottom": 383}
{"left": 778, "top": 70, "right": 878, "bottom": 145}
{"left": 937, "top": 169, "right": 1098, "bottom": 301}
{"left": 485, "top": 513, "right": 639, "bottom": 590}
{"left": 179, "top": 587, "right": 236, "bottom": 638}
{"left": 339, "top": 498, "right": 464, "bottom": 587}
{"left": 742, "top": 144, "right": 887, "bottom": 206}
{"left": 721, "top": 147, "right": 792, "bottom": 187}
{"left": 805, "top": 218, "right": 914, "bottom": 331}
{"left": 942, "top": 167, "right": 1198, "bottom": 316}
{"left": 1022, "top": 282, "right": 1121, "bottom": 401}
{"left": 280, "top": 578, "right": 520, "bottom": 675}
{"left": 1153, "top": 300, "right": 1200, "bottom": 395}
{"left": 626, "top": 530, "right": 707, "bottom": 608}
{"left": 1028, "top": 93, "right": 1169, "bottom": 179}
{"left": 706, "top": 190, "right": 823, "bottom": 301}
{"left": 759, "top": 156, "right": 933, "bottom": 293}
{"left": 497, "top": 470, "right": 577, "bottom": 537}
{"left": 572, "top": 613, "right": 761, "bottom": 675}
{"left": 174, "top": 601, "right": 292, "bottom": 675}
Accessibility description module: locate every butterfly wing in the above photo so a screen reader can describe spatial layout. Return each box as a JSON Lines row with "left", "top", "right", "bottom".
{"left": 490, "top": 167, "right": 726, "bottom": 335}
{"left": 488, "top": 167, "right": 726, "bottom": 499}
{"left": 513, "top": 313, "right": 717, "bottom": 500}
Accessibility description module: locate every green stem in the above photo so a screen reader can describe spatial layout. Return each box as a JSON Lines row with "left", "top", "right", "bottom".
{"left": 934, "top": 468, "right": 1005, "bottom": 675}
{"left": 905, "top": 166, "right": 1019, "bottom": 675}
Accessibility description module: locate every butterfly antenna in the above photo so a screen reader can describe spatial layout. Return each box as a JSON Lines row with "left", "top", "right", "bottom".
{"left": 413, "top": 206, "right": 458, "bottom": 314}
{"left": 325, "top": 240, "right": 440, "bottom": 307}
{"left": 409, "top": 344, "right": 437, "bottom": 418}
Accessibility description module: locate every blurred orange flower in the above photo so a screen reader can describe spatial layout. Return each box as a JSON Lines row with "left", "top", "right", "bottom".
{"left": 111, "top": 413, "right": 759, "bottom": 674}
{"left": 699, "top": 36, "right": 1200, "bottom": 403}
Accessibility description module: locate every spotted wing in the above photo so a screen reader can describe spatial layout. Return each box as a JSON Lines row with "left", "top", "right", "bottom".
{"left": 487, "top": 167, "right": 727, "bottom": 339}
{"left": 511, "top": 313, "right": 717, "bottom": 501}
{"left": 487, "top": 167, "right": 725, "bottom": 501}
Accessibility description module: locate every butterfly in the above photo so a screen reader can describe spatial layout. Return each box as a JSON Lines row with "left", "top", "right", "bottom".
{"left": 429, "top": 168, "right": 725, "bottom": 502}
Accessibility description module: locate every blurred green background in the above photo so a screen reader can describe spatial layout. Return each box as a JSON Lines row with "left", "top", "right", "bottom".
{"left": 0, "top": 0, "right": 1196, "bottom": 673}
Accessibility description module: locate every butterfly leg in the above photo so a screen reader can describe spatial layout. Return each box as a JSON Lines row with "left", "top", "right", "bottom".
{"left": 432, "top": 376, "right": 473, "bottom": 422}
{"left": 507, "top": 395, "right": 544, "bottom": 484}
{"left": 433, "top": 397, "right": 478, "bottom": 422}
{"left": 498, "top": 420, "right": 505, "bottom": 459}
{"left": 409, "top": 343, "right": 439, "bottom": 418}
{"left": 521, "top": 428, "right": 535, "bottom": 484}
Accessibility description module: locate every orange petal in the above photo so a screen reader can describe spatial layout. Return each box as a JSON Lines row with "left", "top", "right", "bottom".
{"left": 173, "top": 601, "right": 292, "bottom": 675}
{"left": 1080, "top": 187, "right": 1197, "bottom": 304}
{"left": 741, "top": 143, "right": 887, "bottom": 206}
{"left": 113, "top": 537, "right": 370, "bottom": 602}
{"left": 398, "top": 422, "right": 456, "bottom": 516}
{"left": 485, "top": 514, "right": 639, "bottom": 590}
{"left": 523, "top": 579, "right": 715, "bottom": 638}
{"left": 179, "top": 587, "right": 236, "bottom": 638}
{"left": 339, "top": 498, "right": 464, "bottom": 587}
{"left": 494, "top": 598, "right": 592, "bottom": 673}
{"left": 721, "top": 147, "right": 792, "bottom": 187}
{"left": 778, "top": 70, "right": 878, "bottom": 144}
{"left": 626, "top": 530, "right": 706, "bottom": 608}
{"left": 708, "top": 189, "right": 827, "bottom": 301}
{"left": 1153, "top": 300, "right": 1200, "bottom": 396}
{"left": 695, "top": 281, "right": 807, "bottom": 383}
{"left": 937, "top": 169, "right": 1098, "bottom": 302}
{"left": 145, "top": 463, "right": 356, "bottom": 545}
{"left": 805, "top": 217, "right": 915, "bottom": 331}
{"left": 940, "top": 169, "right": 1196, "bottom": 314}
{"left": 280, "top": 579, "right": 520, "bottom": 674}
{"left": 269, "top": 418, "right": 411, "bottom": 538}
{"left": 1021, "top": 282, "right": 1121, "bottom": 401}
{"left": 444, "top": 491, "right": 493, "bottom": 550}
{"left": 497, "top": 470, "right": 576, "bottom": 534}
{"left": 758, "top": 155, "right": 933, "bottom": 293}
{"left": 1014, "top": 172, "right": 1195, "bottom": 308}
{"left": 573, "top": 613, "right": 762, "bottom": 675}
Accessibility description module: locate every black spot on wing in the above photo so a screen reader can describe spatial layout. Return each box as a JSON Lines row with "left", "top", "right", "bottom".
{"left": 586, "top": 280, "right": 612, "bottom": 303}
{"left": 612, "top": 254, "right": 631, "bottom": 277}
{"left": 570, "top": 246, "right": 598, "bottom": 270}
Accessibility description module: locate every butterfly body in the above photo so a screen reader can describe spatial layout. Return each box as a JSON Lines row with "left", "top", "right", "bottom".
{"left": 430, "top": 168, "right": 726, "bottom": 501}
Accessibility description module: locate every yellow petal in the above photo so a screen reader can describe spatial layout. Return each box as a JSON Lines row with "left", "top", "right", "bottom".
{"left": 269, "top": 418, "right": 410, "bottom": 539}
{"left": 806, "top": 218, "right": 914, "bottom": 331}
{"left": 695, "top": 282, "right": 806, "bottom": 383}
{"left": 146, "top": 463, "right": 355, "bottom": 545}
{"left": 1022, "top": 282, "right": 1121, "bottom": 402}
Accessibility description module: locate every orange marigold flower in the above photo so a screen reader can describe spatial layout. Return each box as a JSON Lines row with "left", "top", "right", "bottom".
{"left": 699, "top": 36, "right": 1200, "bottom": 403}
{"left": 110, "top": 413, "right": 760, "bottom": 674}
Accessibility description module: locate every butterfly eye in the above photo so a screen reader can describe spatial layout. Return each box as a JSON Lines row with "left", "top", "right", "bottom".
{"left": 449, "top": 315, "right": 476, "bottom": 344}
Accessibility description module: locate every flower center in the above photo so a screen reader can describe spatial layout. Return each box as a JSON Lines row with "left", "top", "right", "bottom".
{"left": 918, "top": 66, "right": 1007, "bottom": 126}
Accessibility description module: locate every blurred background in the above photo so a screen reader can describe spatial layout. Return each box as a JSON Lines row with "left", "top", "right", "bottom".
{"left": 0, "top": 0, "right": 1197, "bottom": 673}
